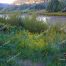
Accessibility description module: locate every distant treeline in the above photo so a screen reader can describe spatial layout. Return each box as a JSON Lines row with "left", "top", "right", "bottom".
{"left": 0, "top": 3, "right": 47, "bottom": 12}
{"left": 0, "top": 0, "right": 66, "bottom": 12}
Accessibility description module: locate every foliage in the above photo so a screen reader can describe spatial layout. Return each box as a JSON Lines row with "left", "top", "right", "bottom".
{"left": 0, "top": 14, "right": 48, "bottom": 33}
{"left": 0, "top": 24, "right": 66, "bottom": 66}
{"left": 47, "top": 0, "right": 62, "bottom": 12}
{"left": 22, "top": 15, "right": 48, "bottom": 33}
{"left": 6, "top": 14, "right": 23, "bottom": 27}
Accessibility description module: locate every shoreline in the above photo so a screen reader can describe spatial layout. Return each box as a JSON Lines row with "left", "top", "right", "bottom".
{"left": 28, "top": 11, "right": 66, "bottom": 16}
{"left": 0, "top": 10, "right": 66, "bottom": 16}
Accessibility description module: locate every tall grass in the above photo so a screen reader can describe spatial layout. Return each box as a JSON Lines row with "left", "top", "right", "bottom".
{"left": 22, "top": 15, "right": 48, "bottom": 33}
{"left": 0, "top": 26, "right": 66, "bottom": 66}
{"left": 0, "top": 14, "right": 48, "bottom": 33}
{"left": 0, "top": 14, "right": 66, "bottom": 66}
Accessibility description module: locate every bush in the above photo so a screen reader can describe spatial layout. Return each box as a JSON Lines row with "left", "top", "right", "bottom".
{"left": 6, "top": 14, "right": 23, "bottom": 27}
{"left": 22, "top": 15, "right": 48, "bottom": 33}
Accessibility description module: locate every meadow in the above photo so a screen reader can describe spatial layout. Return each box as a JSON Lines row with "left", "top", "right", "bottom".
{"left": 0, "top": 14, "right": 66, "bottom": 66}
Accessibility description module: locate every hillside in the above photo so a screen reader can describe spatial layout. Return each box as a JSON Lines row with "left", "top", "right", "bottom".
{"left": 0, "top": 3, "right": 47, "bottom": 12}
{"left": 0, "top": 0, "right": 66, "bottom": 12}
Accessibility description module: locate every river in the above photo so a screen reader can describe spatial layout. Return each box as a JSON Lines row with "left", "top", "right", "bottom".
{"left": 0, "top": 14, "right": 66, "bottom": 25}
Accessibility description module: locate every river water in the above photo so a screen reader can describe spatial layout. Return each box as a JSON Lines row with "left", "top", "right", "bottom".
{"left": 37, "top": 16, "right": 66, "bottom": 24}
{"left": 0, "top": 14, "right": 66, "bottom": 25}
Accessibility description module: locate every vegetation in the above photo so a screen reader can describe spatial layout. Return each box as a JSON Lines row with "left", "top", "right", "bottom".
{"left": 0, "top": 0, "right": 66, "bottom": 14}
{"left": 47, "top": 0, "right": 62, "bottom": 12}
{"left": 0, "top": 15, "right": 66, "bottom": 66}
{"left": 22, "top": 15, "right": 48, "bottom": 33}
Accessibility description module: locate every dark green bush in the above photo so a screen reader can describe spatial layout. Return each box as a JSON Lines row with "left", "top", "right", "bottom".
{"left": 47, "top": 0, "right": 62, "bottom": 12}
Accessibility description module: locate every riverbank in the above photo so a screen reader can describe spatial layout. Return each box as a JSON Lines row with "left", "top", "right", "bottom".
{"left": 28, "top": 10, "right": 66, "bottom": 16}
{"left": 0, "top": 10, "right": 66, "bottom": 16}
{"left": 36, "top": 12, "right": 66, "bottom": 16}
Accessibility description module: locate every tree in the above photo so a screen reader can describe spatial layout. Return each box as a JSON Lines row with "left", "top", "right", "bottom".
{"left": 47, "top": 0, "right": 62, "bottom": 12}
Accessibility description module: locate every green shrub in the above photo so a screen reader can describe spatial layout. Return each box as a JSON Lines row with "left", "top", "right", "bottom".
{"left": 22, "top": 15, "right": 48, "bottom": 33}
{"left": 6, "top": 14, "right": 23, "bottom": 27}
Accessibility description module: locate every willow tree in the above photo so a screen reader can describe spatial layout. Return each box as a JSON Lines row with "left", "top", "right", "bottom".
{"left": 47, "top": 0, "right": 62, "bottom": 12}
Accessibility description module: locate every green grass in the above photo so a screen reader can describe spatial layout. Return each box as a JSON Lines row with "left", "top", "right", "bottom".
{"left": 0, "top": 15, "right": 66, "bottom": 66}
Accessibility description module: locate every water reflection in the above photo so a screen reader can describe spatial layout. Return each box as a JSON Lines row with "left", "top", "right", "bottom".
{"left": 37, "top": 16, "right": 66, "bottom": 25}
